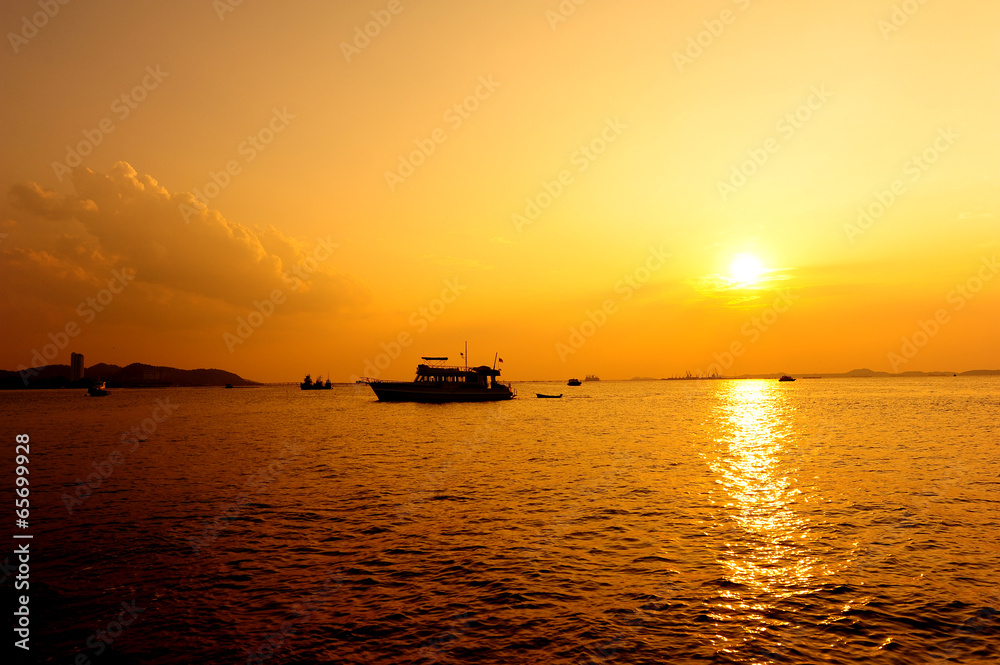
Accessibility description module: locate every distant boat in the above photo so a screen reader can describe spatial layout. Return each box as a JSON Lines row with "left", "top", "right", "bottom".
{"left": 225, "top": 383, "right": 234, "bottom": 389}
{"left": 567, "top": 378, "right": 582, "bottom": 386}
{"left": 368, "top": 349, "right": 514, "bottom": 403}
{"left": 536, "top": 393, "right": 562, "bottom": 399}
{"left": 584, "top": 374, "right": 600, "bottom": 381}
{"left": 778, "top": 375, "right": 796, "bottom": 382}
{"left": 301, "top": 374, "right": 332, "bottom": 390}
{"left": 87, "top": 381, "right": 109, "bottom": 397}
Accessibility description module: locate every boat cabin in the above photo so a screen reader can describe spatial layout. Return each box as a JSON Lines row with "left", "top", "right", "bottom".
{"left": 414, "top": 357, "right": 504, "bottom": 389}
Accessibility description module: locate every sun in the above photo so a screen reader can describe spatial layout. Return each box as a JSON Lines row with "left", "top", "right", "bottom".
{"left": 729, "top": 254, "right": 765, "bottom": 286}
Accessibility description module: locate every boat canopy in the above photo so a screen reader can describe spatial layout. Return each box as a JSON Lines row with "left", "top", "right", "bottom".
{"left": 421, "top": 356, "right": 448, "bottom": 361}
{"left": 414, "top": 363, "right": 503, "bottom": 380}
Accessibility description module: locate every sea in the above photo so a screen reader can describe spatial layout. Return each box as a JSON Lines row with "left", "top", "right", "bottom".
{"left": 3, "top": 377, "right": 999, "bottom": 664}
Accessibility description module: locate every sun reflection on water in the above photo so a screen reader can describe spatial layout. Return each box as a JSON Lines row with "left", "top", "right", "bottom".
{"left": 703, "top": 380, "right": 819, "bottom": 659}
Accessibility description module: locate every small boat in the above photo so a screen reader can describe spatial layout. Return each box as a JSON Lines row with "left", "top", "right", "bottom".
{"left": 536, "top": 393, "right": 562, "bottom": 399}
{"left": 567, "top": 378, "right": 582, "bottom": 386}
{"left": 778, "top": 375, "right": 796, "bottom": 382}
{"left": 87, "top": 381, "right": 109, "bottom": 396}
{"left": 225, "top": 383, "right": 234, "bottom": 389}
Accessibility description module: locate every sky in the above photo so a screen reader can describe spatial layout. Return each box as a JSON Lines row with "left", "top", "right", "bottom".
{"left": 1, "top": 0, "right": 998, "bottom": 382}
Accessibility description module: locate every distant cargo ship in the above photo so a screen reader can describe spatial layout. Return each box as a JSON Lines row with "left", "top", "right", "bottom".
{"left": 368, "top": 352, "right": 514, "bottom": 403}
{"left": 584, "top": 374, "right": 600, "bottom": 381}
{"left": 301, "top": 374, "right": 331, "bottom": 390}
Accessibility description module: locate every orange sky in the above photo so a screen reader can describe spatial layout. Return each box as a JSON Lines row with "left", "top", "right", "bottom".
{"left": 1, "top": 0, "right": 998, "bottom": 382}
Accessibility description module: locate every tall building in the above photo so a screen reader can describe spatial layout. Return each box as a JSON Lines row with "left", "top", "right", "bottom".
{"left": 70, "top": 352, "right": 84, "bottom": 382}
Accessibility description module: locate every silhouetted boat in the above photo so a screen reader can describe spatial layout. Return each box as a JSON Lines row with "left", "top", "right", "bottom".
{"left": 368, "top": 353, "right": 514, "bottom": 403}
{"left": 225, "top": 383, "right": 233, "bottom": 389}
{"left": 87, "top": 381, "right": 109, "bottom": 397}
{"left": 778, "top": 375, "right": 796, "bottom": 382}
{"left": 567, "top": 378, "right": 582, "bottom": 386}
{"left": 301, "top": 374, "right": 332, "bottom": 390}
{"left": 584, "top": 374, "right": 600, "bottom": 381}
{"left": 536, "top": 393, "right": 562, "bottom": 398}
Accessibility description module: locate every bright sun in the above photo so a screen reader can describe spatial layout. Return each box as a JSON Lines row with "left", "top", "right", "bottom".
{"left": 730, "top": 254, "right": 765, "bottom": 286}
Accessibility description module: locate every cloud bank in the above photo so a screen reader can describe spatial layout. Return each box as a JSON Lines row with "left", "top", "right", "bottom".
{"left": 5, "top": 162, "right": 368, "bottom": 315}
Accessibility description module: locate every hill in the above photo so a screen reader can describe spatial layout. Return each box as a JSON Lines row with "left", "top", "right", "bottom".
{"left": 0, "top": 362, "right": 258, "bottom": 389}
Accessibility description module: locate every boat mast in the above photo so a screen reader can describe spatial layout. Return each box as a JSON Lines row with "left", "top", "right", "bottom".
{"left": 465, "top": 341, "right": 468, "bottom": 371}
{"left": 493, "top": 352, "right": 498, "bottom": 370}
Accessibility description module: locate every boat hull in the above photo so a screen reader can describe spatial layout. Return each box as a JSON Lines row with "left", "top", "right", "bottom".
{"left": 369, "top": 382, "right": 513, "bottom": 403}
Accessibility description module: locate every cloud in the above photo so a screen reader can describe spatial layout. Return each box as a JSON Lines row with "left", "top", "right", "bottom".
{"left": 685, "top": 269, "right": 792, "bottom": 305}
{"left": 6, "top": 162, "right": 369, "bottom": 313}
{"left": 956, "top": 210, "right": 996, "bottom": 221}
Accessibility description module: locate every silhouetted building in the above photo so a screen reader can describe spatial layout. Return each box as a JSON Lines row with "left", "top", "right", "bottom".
{"left": 70, "top": 352, "right": 84, "bottom": 382}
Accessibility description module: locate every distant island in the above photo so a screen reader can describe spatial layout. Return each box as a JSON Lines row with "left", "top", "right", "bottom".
{"left": 658, "top": 368, "right": 1000, "bottom": 381}
{"left": 0, "top": 362, "right": 259, "bottom": 390}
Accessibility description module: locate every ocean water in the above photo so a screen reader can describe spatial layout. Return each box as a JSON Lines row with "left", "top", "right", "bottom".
{"left": 4, "top": 378, "right": 999, "bottom": 664}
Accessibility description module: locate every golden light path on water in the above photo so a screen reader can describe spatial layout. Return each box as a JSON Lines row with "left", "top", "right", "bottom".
{"left": 704, "top": 380, "right": 824, "bottom": 661}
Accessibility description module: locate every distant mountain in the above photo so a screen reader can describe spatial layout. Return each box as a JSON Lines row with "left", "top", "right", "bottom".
{"left": 842, "top": 368, "right": 890, "bottom": 377}
{"left": 726, "top": 368, "right": 1000, "bottom": 380}
{"left": 0, "top": 362, "right": 259, "bottom": 389}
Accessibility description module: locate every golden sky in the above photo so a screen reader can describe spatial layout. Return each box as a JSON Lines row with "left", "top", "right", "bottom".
{"left": 1, "top": 0, "right": 998, "bottom": 382}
